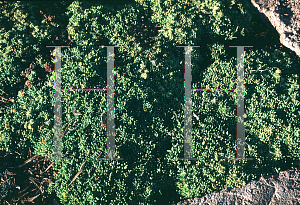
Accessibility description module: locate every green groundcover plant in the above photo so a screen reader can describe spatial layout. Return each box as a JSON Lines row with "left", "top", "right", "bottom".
{"left": 1, "top": 0, "right": 300, "bottom": 204}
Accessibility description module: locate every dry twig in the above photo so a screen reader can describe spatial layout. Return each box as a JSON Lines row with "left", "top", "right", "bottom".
{"left": 250, "top": 67, "right": 278, "bottom": 72}
{"left": 18, "top": 184, "right": 30, "bottom": 195}
{"left": 43, "top": 162, "right": 54, "bottom": 174}
{"left": 9, "top": 155, "right": 38, "bottom": 169}
{"left": 29, "top": 177, "right": 43, "bottom": 194}
{"left": 0, "top": 96, "right": 8, "bottom": 102}
{"left": 69, "top": 160, "right": 86, "bottom": 186}
{"left": 5, "top": 170, "right": 16, "bottom": 176}
{"left": 72, "top": 119, "right": 79, "bottom": 126}
{"left": 4, "top": 200, "right": 10, "bottom": 205}
{"left": 0, "top": 88, "right": 9, "bottom": 96}
{"left": 18, "top": 188, "right": 37, "bottom": 201}
{"left": 62, "top": 124, "right": 69, "bottom": 138}
{"left": 73, "top": 112, "right": 82, "bottom": 116}
{"left": 193, "top": 112, "right": 199, "bottom": 121}
{"left": 20, "top": 155, "right": 38, "bottom": 168}
{"left": 26, "top": 193, "right": 40, "bottom": 203}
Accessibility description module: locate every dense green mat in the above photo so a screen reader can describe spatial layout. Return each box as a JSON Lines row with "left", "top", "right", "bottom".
{"left": 1, "top": 0, "right": 300, "bottom": 204}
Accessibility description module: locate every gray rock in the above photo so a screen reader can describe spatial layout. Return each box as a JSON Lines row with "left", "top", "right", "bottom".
{"left": 250, "top": 0, "right": 300, "bottom": 56}
{"left": 173, "top": 167, "right": 300, "bottom": 204}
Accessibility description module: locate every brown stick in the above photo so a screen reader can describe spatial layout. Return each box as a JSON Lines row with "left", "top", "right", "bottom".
{"left": 27, "top": 169, "right": 33, "bottom": 176}
{"left": 193, "top": 112, "right": 199, "bottom": 121}
{"left": 250, "top": 67, "right": 278, "bottom": 72}
{"left": 18, "top": 155, "right": 38, "bottom": 168}
{"left": 29, "top": 177, "right": 43, "bottom": 194}
{"left": 5, "top": 170, "right": 16, "bottom": 176}
{"left": 4, "top": 200, "right": 11, "bottom": 205}
{"left": 72, "top": 119, "right": 79, "bottom": 126}
{"left": 69, "top": 160, "right": 86, "bottom": 186}
{"left": 8, "top": 154, "right": 38, "bottom": 169}
{"left": 62, "top": 124, "right": 69, "bottom": 138}
{"left": 0, "top": 88, "right": 9, "bottom": 96}
{"left": 18, "top": 184, "right": 30, "bottom": 195}
{"left": 0, "top": 96, "right": 8, "bottom": 101}
{"left": 23, "top": 155, "right": 38, "bottom": 164}
{"left": 43, "top": 162, "right": 54, "bottom": 173}
{"left": 26, "top": 193, "right": 40, "bottom": 203}
{"left": 14, "top": 151, "right": 22, "bottom": 156}
{"left": 18, "top": 188, "right": 37, "bottom": 201}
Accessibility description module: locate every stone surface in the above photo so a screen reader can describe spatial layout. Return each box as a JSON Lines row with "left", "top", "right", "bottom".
{"left": 173, "top": 167, "right": 300, "bottom": 205}
{"left": 250, "top": 0, "right": 300, "bottom": 56}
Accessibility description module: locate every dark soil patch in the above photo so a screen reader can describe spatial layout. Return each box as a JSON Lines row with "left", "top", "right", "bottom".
{"left": 0, "top": 150, "right": 61, "bottom": 205}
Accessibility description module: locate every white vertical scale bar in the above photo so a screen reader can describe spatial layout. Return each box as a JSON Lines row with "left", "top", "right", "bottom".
{"left": 107, "top": 46, "right": 116, "bottom": 160}
{"left": 46, "top": 45, "right": 71, "bottom": 161}
{"left": 176, "top": 45, "right": 201, "bottom": 161}
{"left": 53, "top": 47, "right": 62, "bottom": 161}
{"left": 99, "top": 46, "right": 123, "bottom": 161}
{"left": 236, "top": 46, "right": 246, "bottom": 160}
{"left": 184, "top": 46, "right": 193, "bottom": 159}
{"left": 229, "top": 45, "right": 253, "bottom": 161}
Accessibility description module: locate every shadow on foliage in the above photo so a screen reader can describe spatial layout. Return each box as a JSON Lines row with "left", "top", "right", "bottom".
{"left": 0, "top": 1, "right": 71, "bottom": 109}
{"left": 79, "top": 0, "right": 136, "bottom": 10}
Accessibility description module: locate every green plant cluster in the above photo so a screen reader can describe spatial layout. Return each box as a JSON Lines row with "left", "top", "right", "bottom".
{"left": 0, "top": 0, "right": 300, "bottom": 204}
{"left": 0, "top": 1, "right": 70, "bottom": 109}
